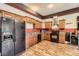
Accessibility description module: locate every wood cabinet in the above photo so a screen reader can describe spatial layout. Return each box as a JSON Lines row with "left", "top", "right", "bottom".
{"left": 0, "top": 10, "right": 2, "bottom": 17}
{"left": 29, "top": 33, "right": 37, "bottom": 47}
{"left": 59, "top": 32, "right": 65, "bottom": 43}
{"left": 59, "top": 20, "right": 65, "bottom": 29}
{"left": 25, "top": 33, "right": 38, "bottom": 49}
{"left": 45, "top": 22, "right": 52, "bottom": 29}
{"left": 25, "top": 16, "right": 41, "bottom": 29}
{"left": 2, "top": 11, "right": 15, "bottom": 19}
{"left": 44, "top": 32, "right": 51, "bottom": 41}
{"left": 35, "top": 22, "right": 41, "bottom": 28}
{"left": 14, "top": 15, "right": 25, "bottom": 22}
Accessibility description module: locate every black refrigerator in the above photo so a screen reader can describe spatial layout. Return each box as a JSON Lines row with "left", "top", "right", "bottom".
{"left": 0, "top": 17, "right": 25, "bottom": 56}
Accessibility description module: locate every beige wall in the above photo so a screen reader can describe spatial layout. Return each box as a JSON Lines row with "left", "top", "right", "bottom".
{"left": 58, "top": 13, "right": 79, "bottom": 29}
{"left": 43, "top": 12, "right": 79, "bottom": 29}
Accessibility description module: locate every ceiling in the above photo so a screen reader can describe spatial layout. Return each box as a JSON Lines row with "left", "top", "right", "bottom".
{"left": 6, "top": 3, "right": 79, "bottom": 19}
{"left": 23, "top": 3, "right": 79, "bottom": 16}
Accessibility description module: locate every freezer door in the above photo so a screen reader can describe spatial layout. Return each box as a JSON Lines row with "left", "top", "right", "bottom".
{"left": 15, "top": 21, "right": 25, "bottom": 54}
{"left": 1, "top": 17, "right": 15, "bottom": 56}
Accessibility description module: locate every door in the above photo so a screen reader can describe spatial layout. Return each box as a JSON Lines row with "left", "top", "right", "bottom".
{"left": 1, "top": 17, "right": 15, "bottom": 56}
{"left": 59, "top": 20, "right": 65, "bottom": 29}
{"left": 0, "top": 17, "right": 2, "bottom": 56}
{"left": 15, "top": 20, "right": 25, "bottom": 54}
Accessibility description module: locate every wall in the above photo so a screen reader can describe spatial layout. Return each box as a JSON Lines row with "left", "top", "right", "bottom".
{"left": 58, "top": 12, "right": 79, "bottom": 29}
{"left": 43, "top": 12, "right": 79, "bottom": 29}
{"left": 1, "top": 3, "right": 78, "bottom": 29}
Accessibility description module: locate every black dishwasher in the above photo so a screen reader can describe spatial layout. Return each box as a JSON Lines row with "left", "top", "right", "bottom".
{"left": 37, "top": 34, "right": 41, "bottom": 43}
{"left": 71, "top": 36, "right": 78, "bottom": 45}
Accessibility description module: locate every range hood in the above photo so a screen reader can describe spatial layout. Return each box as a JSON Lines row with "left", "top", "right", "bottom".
{"left": 52, "top": 16, "right": 59, "bottom": 30}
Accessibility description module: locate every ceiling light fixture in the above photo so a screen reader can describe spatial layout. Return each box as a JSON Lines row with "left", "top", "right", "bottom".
{"left": 48, "top": 4, "right": 54, "bottom": 9}
{"left": 31, "top": 6, "right": 38, "bottom": 11}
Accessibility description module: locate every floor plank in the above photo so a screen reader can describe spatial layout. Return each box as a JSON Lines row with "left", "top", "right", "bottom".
{"left": 21, "top": 40, "right": 79, "bottom": 56}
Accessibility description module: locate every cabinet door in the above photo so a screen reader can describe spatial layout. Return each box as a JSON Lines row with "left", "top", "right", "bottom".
{"left": 25, "top": 34, "right": 30, "bottom": 49}
{"left": 33, "top": 34, "right": 37, "bottom": 44}
{"left": 59, "top": 20, "right": 65, "bottom": 29}
{"left": 45, "top": 22, "right": 52, "bottom": 29}
{"left": 2, "top": 11, "right": 14, "bottom": 19}
{"left": 26, "top": 33, "right": 37, "bottom": 48}
{"left": 29, "top": 34, "right": 33, "bottom": 47}
{"left": 59, "top": 32, "right": 65, "bottom": 43}
{"left": 44, "top": 32, "right": 50, "bottom": 41}
{"left": 29, "top": 33, "right": 37, "bottom": 47}
{"left": 35, "top": 22, "right": 41, "bottom": 29}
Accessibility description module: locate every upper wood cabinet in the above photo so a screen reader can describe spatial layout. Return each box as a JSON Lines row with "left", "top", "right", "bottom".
{"left": 35, "top": 22, "right": 41, "bottom": 28}
{"left": 25, "top": 17, "right": 41, "bottom": 29}
{"left": 0, "top": 10, "right": 25, "bottom": 22}
{"left": 59, "top": 20, "right": 65, "bottom": 29}
{"left": 14, "top": 15, "right": 25, "bottom": 22}
{"left": 2, "top": 11, "right": 15, "bottom": 19}
{"left": 0, "top": 10, "right": 42, "bottom": 29}
{"left": 45, "top": 22, "right": 52, "bottom": 29}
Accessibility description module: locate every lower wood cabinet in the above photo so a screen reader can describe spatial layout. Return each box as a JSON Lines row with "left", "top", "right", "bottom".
{"left": 25, "top": 33, "right": 38, "bottom": 49}
{"left": 44, "top": 32, "right": 51, "bottom": 41}
{"left": 59, "top": 32, "right": 65, "bottom": 43}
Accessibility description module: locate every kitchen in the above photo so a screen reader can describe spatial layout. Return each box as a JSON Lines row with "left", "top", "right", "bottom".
{"left": 0, "top": 3, "right": 79, "bottom": 56}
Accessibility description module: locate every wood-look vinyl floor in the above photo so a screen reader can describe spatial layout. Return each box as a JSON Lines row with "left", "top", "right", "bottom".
{"left": 21, "top": 40, "right": 79, "bottom": 56}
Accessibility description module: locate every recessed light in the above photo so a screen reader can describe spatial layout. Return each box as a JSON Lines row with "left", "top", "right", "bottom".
{"left": 48, "top": 4, "right": 54, "bottom": 9}
{"left": 31, "top": 6, "right": 38, "bottom": 11}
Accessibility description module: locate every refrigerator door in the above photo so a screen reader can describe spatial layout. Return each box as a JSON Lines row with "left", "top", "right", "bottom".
{"left": 1, "top": 17, "right": 15, "bottom": 56}
{"left": 15, "top": 21, "right": 25, "bottom": 54}
{"left": 0, "top": 17, "right": 2, "bottom": 56}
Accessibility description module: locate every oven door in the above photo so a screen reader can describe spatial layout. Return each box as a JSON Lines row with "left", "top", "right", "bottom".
{"left": 50, "top": 31, "right": 59, "bottom": 43}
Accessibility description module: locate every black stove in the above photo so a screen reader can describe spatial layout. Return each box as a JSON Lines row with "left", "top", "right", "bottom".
{"left": 50, "top": 31, "right": 59, "bottom": 43}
